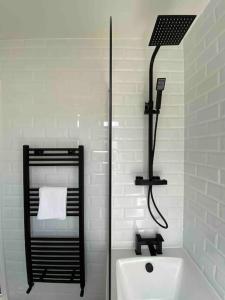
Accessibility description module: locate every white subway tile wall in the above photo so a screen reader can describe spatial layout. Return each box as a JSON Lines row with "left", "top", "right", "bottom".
{"left": 112, "top": 41, "right": 184, "bottom": 249}
{"left": 184, "top": 0, "right": 225, "bottom": 299}
{"left": 0, "top": 38, "right": 109, "bottom": 300}
{"left": 0, "top": 36, "right": 185, "bottom": 298}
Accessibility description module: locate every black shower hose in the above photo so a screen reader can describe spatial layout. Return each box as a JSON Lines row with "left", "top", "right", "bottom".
{"left": 147, "top": 113, "right": 168, "bottom": 229}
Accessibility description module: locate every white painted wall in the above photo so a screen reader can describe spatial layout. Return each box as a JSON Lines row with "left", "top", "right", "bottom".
{"left": 112, "top": 40, "right": 184, "bottom": 248}
{"left": 0, "top": 38, "right": 108, "bottom": 300}
{"left": 184, "top": 0, "right": 225, "bottom": 299}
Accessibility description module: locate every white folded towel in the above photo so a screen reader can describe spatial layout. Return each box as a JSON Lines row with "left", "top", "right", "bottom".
{"left": 37, "top": 187, "right": 67, "bottom": 220}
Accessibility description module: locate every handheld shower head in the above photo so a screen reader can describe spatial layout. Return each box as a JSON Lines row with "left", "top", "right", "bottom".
{"left": 149, "top": 15, "right": 196, "bottom": 46}
{"left": 156, "top": 78, "right": 166, "bottom": 91}
{"left": 156, "top": 78, "right": 166, "bottom": 111}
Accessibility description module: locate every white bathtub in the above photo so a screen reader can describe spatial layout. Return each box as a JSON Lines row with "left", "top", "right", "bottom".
{"left": 111, "top": 248, "right": 220, "bottom": 300}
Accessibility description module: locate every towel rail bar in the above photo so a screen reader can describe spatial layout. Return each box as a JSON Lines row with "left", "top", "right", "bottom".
{"left": 23, "top": 145, "right": 85, "bottom": 296}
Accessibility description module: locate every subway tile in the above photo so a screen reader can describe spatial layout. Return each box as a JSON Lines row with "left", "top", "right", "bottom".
{"left": 208, "top": 152, "right": 225, "bottom": 169}
{"left": 196, "top": 104, "right": 219, "bottom": 123}
{"left": 197, "top": 73, "right": 218, "bottom": 96}
{"left": 208, "top": 83, "right": 225, "bottom": 103}
{"left": 197, "top": 43, "right": 217, "bottom": 68}
{"left": 215, "top": 268, "right": 225, "bottom": 292}
{"left": 187, "top": 151, "right": 207, "bottom": 164}
{"left": 189, "top": 199, "right": 206, "bottom": 220}
{"left": 221, "top": 170, "right": 225, "bottom": 185}
{"left": 207, "top": 213, "right": 225, "bottom": 237}
{"left": 186, "top": 175, "right": 207, "bottom": 193}
{"left": 205, "top": 240, "right": 225, "bottom": 271}
{"left": 112, "top": 208, "right": 124, "bottom": 219}
{"left": 208, "top": 182, "right": 225, "bottom": 202}
{"left": 218, "top": 30, "right": 225, "bottom": 51}
{"left": 197, "top": 165, "right": 219, "bottom": 182}
{"left": 221, "top": 136, "right": 225, "bottom": 151}
{"left": 207, "top": 119, "right": 225, "bottom": 135}
{"left": 218, "top": 234, "right": 225, "bottom": 255}
{"left": 114, "top": 220, "right": 134, "bottom": 229}
{"left": 207, "top": 48, "right": 225, "bottom": 75}
{"left": 184, "top": 1, "right": 225, "bottom": 296}
{"left": 220, "top": 101, "right": 225, "bottom": 116}
{"left": 196, "top": 217, "right": 217, "bottom": 244}
{"left": 188, "top": 95, "right": 207, "bottom": 112}
{"left": 125, "top": 208, "right": 145, "bottom": 218}
{"left": 184, "top": 162, "right": 196, "bottom": 175}
{"left": 197, "top": 192, "right": 218, "bottom": 215}
{"left": 205, "top": 13, "right": 225, "bottom": 46}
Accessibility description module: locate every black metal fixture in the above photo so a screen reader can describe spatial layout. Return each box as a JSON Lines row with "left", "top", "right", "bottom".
{"left": 135, "top": 233, "right": 164, "bottom": 256}
{"left": 108, "top": 16, "right": 112, "bottom": 300}
{"left": 23, "top": 145, "right": 85, "bottom": 297}
{"left": 135, "top": 15, "right": 196, "bottom": 229}
{"left": 149, "top": 15, "right": 196, "bottom": 46}
{"left": 145, "top": 263, "right": 154, "bottom": 273}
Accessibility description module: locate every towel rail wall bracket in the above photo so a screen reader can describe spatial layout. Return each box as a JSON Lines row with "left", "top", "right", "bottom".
{"left": 23, "top": 145, "right": 85, "bottom": 297}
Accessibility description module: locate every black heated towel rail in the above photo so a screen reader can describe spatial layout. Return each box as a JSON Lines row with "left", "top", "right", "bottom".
{"left": 23, "top": 145, "right": 85, "bottom": 297}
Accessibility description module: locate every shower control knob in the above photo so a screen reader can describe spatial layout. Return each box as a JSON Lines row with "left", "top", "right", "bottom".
{"left": 135, "top": 176, "right": 144, "bottom": 185}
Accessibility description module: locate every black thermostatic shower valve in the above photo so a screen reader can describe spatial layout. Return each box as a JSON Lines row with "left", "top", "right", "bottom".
{"left": 135, "top": 176, "right": 167, "bottom": 186}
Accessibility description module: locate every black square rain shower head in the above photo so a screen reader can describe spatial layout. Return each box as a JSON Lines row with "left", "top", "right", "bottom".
{"left": 149, "top": 15, "right": 196, "bottom": 46}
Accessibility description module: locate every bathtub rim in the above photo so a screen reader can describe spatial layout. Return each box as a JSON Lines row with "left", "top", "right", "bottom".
{"left": 111, "top": 247, "right": 221, "bottom": 300}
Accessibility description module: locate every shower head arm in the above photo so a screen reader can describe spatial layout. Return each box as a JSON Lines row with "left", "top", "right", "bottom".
{"left": 149, "top": 45, "right": 160, "bottom": 102}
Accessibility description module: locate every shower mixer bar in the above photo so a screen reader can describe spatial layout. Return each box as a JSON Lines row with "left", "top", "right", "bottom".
{"left": 135, "top": 45, "right": 167, "bottom": 186}
{"left": 135, "top": 15, "right": 196, "bottom": 187}
{"left": 134, "top": 15, "right": 196, "bottom": 229}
